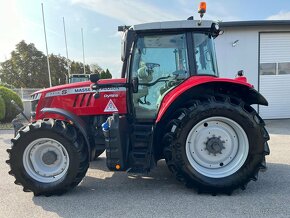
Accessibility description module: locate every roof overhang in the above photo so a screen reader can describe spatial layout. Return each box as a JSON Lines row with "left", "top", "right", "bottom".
{"left": 220, "top": 20, "right": 290, "bottom": 28}
{"left": 132, "top": 20, "right": 215, "bottom": 31}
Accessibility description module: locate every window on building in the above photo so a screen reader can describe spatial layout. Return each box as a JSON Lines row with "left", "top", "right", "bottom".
{"left": 278, "top": 62, "right": 290, "bottom": 75}
{"left": 260, "top": 63, "right": 276, "bottom": 75}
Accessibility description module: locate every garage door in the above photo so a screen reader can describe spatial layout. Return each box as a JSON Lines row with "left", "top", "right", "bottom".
{"left": 259, "top": 32, "right": 290, "bottom": 119}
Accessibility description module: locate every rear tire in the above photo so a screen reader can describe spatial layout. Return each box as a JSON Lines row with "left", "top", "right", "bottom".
{"left": 163, "top": 95, "right": 270, "bottom": 194}
{"left": 6, "top": 119, "right": 89, "bottom": 196}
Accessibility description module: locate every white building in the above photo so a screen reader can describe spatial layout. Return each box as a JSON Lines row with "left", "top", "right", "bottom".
{"left": 215, "top": 20, "right": 290, "bottom": 119}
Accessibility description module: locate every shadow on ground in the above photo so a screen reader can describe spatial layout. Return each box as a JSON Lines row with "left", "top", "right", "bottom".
{"left": 32, "top": 158, "right": 290, "bottom": 218}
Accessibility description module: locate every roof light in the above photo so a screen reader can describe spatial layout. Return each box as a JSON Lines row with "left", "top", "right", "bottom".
{"left": 198, "top": 2, "right": 207, "bottom": 15}
{"left": 198, "top": 2, "right": 207, "bottom": 26}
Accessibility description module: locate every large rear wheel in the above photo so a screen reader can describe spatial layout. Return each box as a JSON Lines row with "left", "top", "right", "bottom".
{"left": 163, "top": 95, "right": 270, "bottom": 194}
{"left": 7, "top": 119, "right": 89, "bottom": 196}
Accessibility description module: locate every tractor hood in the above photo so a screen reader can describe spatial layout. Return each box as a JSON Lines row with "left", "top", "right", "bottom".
{"left": 31, "top": 78, "right": 128, "bottom": 120}
{"left": 32, "top": 78, "right": 126, "bottom": 96}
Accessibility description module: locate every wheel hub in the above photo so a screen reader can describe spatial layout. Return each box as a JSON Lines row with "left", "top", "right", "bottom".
{"left": 42, "top": 151, "right": 57, "bottom": 165}
{"left": 23, "top": 138, "right": 69, "bottom": 183}
{"left": 185, "top": 117, "right": 249, "bottom": 178}
{"left": 205, "top": 136, "right": 225, "bottom": 156}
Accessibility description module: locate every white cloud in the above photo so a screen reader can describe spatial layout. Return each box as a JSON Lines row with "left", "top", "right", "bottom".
{"left": 0, "top": 0, "right": 26, "bottom": 61}
{"left": 267, "top": 11, "right": 290, "bottom": 20}
{"left": 93, "top": 27, "right": 100, "bottom": 32}
{"left": 0, "top": 0, "right": 61, "bottom": 62}
{"left": 109, "top": 31, "right": 122, "bottom": 38}
{"left": 71, "top": 0, "right": 179, "bottom": 24}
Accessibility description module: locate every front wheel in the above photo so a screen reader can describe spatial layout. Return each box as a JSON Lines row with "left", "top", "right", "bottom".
{"left": 163, "top": 95, "right": 270, "bottom": 194}
{"left": 7, "top": 119, "right": 89, "bottom": 196}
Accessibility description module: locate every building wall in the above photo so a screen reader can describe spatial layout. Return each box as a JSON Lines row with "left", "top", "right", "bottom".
{"left": 215, "top": 25, "right": 289, "bottom": 90}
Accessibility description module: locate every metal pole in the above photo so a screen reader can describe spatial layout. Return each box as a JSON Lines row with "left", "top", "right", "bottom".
{"left": 81, "top": 28, "right": 86, "bottom": 74}
{"left": 62, "top": 17, "right": 70, "bottom": 81}
{"left": 41, "top": 3, "right": 52, "bottom": 87}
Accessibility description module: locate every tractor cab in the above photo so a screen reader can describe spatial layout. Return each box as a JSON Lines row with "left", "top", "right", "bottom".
{"left": 124, "top": 21, "right": 220, "bottom": 120}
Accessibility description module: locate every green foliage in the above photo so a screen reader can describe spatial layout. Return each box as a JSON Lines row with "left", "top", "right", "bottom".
{"left": 0, "top": 40, "right": 94, "bottom": 88}
{"left": 70, "top": 61, "right": 91, "bottom": 75}
{"left": 0, "top": 41, "right": 48, "bottom": 88}
{"left": 0, "top": 95, "right": 5, "bottom": 121}
{"left": 99, "top": 69, "right": 112, "bottom": 79}
{"left": 0, "top": 82, "right": 15, "bottom": 89}
{"left": 0, "top": 86, "right": 23, "bottom": 122}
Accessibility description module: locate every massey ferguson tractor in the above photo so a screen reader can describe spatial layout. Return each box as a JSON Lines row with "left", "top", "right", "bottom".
{"left": 7, "top": 3, "right": 270, "bottom": 196}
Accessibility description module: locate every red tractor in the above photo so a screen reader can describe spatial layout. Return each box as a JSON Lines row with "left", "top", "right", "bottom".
{"left": 7, "top": 6, "right": 270, "bottom": 196}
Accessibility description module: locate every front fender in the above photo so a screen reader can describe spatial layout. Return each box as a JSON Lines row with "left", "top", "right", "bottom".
{"left": 156, "top": 76, "right": 268, "bottom": 123}
{"left": 41, "top": 108, "right": 92, "bottom": 160}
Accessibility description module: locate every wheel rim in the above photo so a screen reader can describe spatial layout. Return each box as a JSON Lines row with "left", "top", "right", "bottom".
{"left": 185, "top": 116, "right": 249, "bottom": 178}
{"left": 23, "top": 138, "right": 69, "bottom": 183}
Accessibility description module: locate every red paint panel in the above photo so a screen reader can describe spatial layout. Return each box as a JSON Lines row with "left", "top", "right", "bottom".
{"left": 155, "top": 76, "right": 253, "bottom": 123}
{"left": 35, "top": 79, "right": 127, "bottom": 120}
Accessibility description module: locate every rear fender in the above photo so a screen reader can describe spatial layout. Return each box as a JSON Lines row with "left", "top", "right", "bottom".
{"left": 41, "top": 108, "right": 93, "bottom": 160}
{"left": 156, "top": 79, "right": 268, "bottom": 123}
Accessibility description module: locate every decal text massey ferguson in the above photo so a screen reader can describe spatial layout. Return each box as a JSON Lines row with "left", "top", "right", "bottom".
{"left": 45, "top": 86, "right": 126, "bottom": 97}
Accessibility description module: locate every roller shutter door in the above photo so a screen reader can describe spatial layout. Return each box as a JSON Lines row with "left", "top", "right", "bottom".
{"left": 259, "top": 32, "right": 290, "bottom": 119}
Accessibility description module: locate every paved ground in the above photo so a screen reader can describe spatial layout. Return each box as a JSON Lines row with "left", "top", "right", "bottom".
{"left": 0, "top": 119, "right": 290, "bottom": 218}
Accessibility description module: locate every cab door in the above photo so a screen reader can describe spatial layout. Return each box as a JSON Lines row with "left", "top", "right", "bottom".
{"left": 130, "top": 33, "right": 190, "bottom": 120}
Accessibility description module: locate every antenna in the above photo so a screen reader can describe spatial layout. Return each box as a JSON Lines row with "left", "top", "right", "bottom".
{"left": 63, "top": 17, "right": 70, "bottom": 81}
{"left": 81, "top": 28, "right": 86, "bottom": 74}
{"left": 41, "top": 3, "right": 52, "bottom": 87}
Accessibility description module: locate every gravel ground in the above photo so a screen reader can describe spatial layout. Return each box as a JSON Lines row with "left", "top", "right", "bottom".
{"left": 0, "top": 119, "right": 290, "bottom": 218}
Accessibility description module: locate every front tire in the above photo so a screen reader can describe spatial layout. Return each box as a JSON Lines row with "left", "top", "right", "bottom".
{"left": 163, "top": 95, "right": 270, "bottom": 194}
{"left": 7, "top": 119, "right": 89, "bottom": 196}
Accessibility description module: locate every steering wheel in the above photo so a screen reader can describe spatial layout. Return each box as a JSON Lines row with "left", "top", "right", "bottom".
{"left": 139, "top": 76, "right": 170, "bottom": 87}
{"left": 145, "top": 63, "right": 160, "bottom": 71}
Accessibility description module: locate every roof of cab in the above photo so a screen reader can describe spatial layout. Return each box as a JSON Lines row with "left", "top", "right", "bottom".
{"left": 132, "top": 20, "right": 214, "bottom": 31}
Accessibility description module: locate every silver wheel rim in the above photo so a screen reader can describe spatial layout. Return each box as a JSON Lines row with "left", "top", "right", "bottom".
{"left": 23, "top": 138, "right": 69, "bottom": 183}
{"left": 185, "top": 117, "right": 249, "bottom": 178}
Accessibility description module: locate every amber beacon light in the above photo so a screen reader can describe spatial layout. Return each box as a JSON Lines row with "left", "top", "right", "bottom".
{"left": 198, "top": 2, "right": 207, "bottom": 17}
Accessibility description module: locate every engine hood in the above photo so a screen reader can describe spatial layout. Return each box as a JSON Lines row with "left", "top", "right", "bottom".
{"left": 32, "top": 78, "right": 126, "bottom": 96}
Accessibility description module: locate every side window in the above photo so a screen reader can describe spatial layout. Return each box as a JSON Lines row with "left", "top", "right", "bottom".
{"left": 194, "top": 33, "right": 218, "bottom": 76}
{"left": 131, "top": 34, "right": 189, "bottom": 119}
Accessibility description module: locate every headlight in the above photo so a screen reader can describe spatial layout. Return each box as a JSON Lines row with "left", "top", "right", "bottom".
{"left": 30, "top": 93, "right": 41, "bottom": 119}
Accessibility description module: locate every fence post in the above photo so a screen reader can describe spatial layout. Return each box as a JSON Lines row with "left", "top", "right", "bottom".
{"left": 21, "top": 87, "right": 24, "bottom": 99}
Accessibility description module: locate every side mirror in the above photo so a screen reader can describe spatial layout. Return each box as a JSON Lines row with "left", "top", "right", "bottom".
{"left": 132, "top": 77, "right": 139, "bottom": 93}
{"left": 237, "top": 70, "right": 244, "bottom": 77}
{"left": 90, "top": 73, "right": 100, "bottom": 83}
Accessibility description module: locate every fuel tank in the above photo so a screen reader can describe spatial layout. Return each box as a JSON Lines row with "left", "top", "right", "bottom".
{"left": 32, "top": 79, "right": 127, "bottom": 120}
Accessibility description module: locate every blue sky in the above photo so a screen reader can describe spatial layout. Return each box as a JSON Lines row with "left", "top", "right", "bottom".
{"left": 1, "top": 0, "right": 290, "bottom": 77}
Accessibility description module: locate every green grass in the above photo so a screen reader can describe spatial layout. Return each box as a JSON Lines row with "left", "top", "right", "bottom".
{"left": 0, "top": 122, "right": 13, "bottom": 129}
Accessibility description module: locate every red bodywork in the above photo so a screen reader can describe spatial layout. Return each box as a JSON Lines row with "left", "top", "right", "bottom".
{"left": 33, "top": 75, "right": 252, "bottom": 122}
{"left": 34, "top": 78, "right": 127, "bottom": 120}
{"left": 156, "top": 75, "right": 251, "bottom": 122}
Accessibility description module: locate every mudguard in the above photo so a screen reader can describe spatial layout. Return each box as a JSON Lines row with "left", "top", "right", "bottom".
{"left": 156, "top": 76, "right": 268, "bottom": 123}
{"left": 41, "top": 108, "right": 93, "bottom": 160}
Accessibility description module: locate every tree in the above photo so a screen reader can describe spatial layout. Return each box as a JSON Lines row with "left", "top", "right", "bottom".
{"left": 0, "top": 41, "right": 48, "bottom": 88}
{"left": 99, "top": 69, "right": 112, "bottom": 79}
{"left": 70, "top": 62, "right": 91, "bottom": 75}
{"left": 49, "top": 54, "right": 67, "bottom": 85}
{"left": 0, "top": 40, "right": 97, "bottom": 88}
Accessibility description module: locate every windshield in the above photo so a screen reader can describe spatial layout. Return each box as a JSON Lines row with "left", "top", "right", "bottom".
{"left": 193, "top": 33, "right": 218, "bottom": 76}
{"left": 69, "top": 76, "right": 89, "bottom": 83}
{"left": 131, "top": 33, "right": 189, "bottom": 119}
